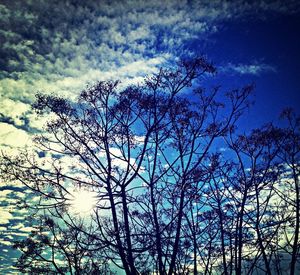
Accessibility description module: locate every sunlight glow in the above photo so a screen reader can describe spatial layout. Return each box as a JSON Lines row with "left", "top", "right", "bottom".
{"left": 68, "top": 188, "right": 97, "bottom": 216}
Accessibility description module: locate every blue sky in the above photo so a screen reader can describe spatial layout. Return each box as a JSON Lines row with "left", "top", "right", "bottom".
{"left": 0, "top": 0, "right": 300, "bottom": 273}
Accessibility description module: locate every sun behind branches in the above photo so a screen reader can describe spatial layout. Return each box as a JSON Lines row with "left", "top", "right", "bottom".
{"left": 68, "top": 188, "right": 98, "bottom": 216}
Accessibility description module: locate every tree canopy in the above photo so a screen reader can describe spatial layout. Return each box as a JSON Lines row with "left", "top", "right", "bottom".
{"left": 1, "top": 58, "right": 299, "bottom": 274}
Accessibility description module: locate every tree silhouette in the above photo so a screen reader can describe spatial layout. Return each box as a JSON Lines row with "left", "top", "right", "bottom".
{"left": 1, "top": 58, "right": 299, "bottom": 274}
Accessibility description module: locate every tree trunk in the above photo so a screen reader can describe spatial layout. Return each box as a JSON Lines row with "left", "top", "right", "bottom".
{"left": 121, "top": 187, "right": 138, "bottom": 275}
{"left": 168, "top": 188, "right": 185, "bottom": 275}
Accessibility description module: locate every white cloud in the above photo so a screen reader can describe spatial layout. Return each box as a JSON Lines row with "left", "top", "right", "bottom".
{"left": 18, "top": 226, "right": 36, "bottom": 233}
{"left": 0, "top": 123, "right": 32, "bottom": 148}
{"left": 0, "top": 208, "right": 13, "bottom": 224}
{"left": 0, "top": 99, "right": 31, "bottom": 126}
{"left": 0, "top": 190, "right": 13, "bottom": 197}
{"left": 0, "top": 239, "right": 13, "bottom": 246}
{"left": 221, "top": 62, "right": 276, "bottom": 75}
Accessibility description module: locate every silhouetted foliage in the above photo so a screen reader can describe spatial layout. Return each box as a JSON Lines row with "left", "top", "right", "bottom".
{"left": 1, "top": 58, "right": 299, "bottom": 274}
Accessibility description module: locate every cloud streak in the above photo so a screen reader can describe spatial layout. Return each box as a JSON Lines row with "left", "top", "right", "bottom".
{"left": 220, "top": 62, "right": 277, "bottom": 75}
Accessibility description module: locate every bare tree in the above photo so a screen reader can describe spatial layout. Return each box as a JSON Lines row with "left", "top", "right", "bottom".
{"left": 221, "top": 124, "right": 285, "bottom": 274}
{"left": 1, "top": 57, "right": 256, "bottom": 274}
{"left": 277, "top": 109, "right": 300, "bottom": 275}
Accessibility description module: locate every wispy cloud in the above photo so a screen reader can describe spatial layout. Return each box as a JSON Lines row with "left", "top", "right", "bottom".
{"left": 220, "top": 62, "right": 276, "bottom": 75}
{"left": 0, "top": 0, "right": 297, "bottom": 104}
